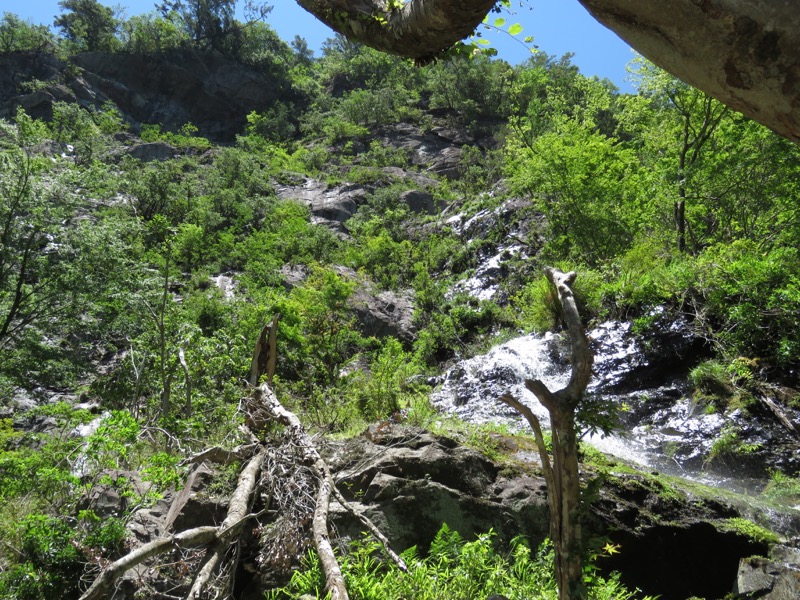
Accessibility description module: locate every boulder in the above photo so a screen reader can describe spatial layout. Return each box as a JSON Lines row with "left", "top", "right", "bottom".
{"left": 273, "top": 177, "right": 368, "bottom": 232}
{"left": 122, "top": 141, "right": 177, "bottom": 162}
{"left": 277, "top": 263, "right": 417, "bottom": 342}
{"left": 326, "top": 426, "right": 550, "bottom": 552}
{"left": 349, "top": 286, "right": 417, "bottom": 342}
{"left": 399, "top": 188, "right": 436, "bottom": 214}
{"left": 734, "top": 549, "right": 800, "bottom": 600}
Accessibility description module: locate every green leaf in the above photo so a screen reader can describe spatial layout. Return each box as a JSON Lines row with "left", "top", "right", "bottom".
{"left": 476, "top": 38, "right": 491, "bottom": 46}
{"left": 508, "top": 22, "right": 524, "bottom": 36}
{"left": 493, "top": 17, "right": 506, "bottom": 27}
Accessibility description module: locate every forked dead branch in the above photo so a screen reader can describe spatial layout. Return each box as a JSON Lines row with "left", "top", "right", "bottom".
{"left": 498, "top": 267, "right": 594, "bottom": 600}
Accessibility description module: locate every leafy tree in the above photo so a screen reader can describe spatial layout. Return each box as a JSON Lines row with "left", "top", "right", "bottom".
{"left": 159, "top": 0, "right": 247, "bottom": 54}
{"left": 119, "top": 11, "right": 188, "bottom": 53}
{"left": 426, "top": 54, "right": 512, "bottom": 131}
{"left": 54, "top": 0, "right": 119, "bottom": 52}
{"left": 0, "top": 148, "right": 73, "bottom": 350}
{"left": 507, "top": 80, "right": 637, "bottom": 266}
{"left": 0, "top": 13, "right": 54, "bottom": 53}
{"left": 624, "top": 59, "right": 729, "bottom": 253}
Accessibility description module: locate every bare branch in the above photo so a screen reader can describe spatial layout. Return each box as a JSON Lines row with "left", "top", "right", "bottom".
{"left": 80, "top": 449, "right": 267, "bottom": 600}
{"left": 256, "top": 383, "right": 350, "bottom": 600}
{"left": 332, "top": 484, "right": 407, "bottom": 572}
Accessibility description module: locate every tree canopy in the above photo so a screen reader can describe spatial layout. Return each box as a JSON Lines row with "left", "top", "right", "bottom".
{"left": 294, "top": 0, "right": 800, "bottom": 143}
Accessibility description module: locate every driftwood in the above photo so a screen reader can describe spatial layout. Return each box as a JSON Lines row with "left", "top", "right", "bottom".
{"left": 498, "top": 267, "right": 593, "bottom": 600}
{"left": 757, "top": 389, "right": 800, "bottom": 439}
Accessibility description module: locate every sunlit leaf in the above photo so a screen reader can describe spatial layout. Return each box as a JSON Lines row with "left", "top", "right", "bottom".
{"left": 508, "top": 23, "right": 523, "bottom": 36}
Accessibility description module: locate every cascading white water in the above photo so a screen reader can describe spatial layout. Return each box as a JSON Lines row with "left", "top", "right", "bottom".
{"left": 430, "top": 325, "right": 653, "bottom": 468}
{"left": 430, "top": 321, "right": 796, "bottom": 491}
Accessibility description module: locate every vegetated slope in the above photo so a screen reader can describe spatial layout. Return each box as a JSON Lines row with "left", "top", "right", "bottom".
{"left": 1, "top": 10, "right": 799, "bottom": 599}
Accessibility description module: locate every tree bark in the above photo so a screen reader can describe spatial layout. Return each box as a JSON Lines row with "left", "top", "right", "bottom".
{"left": 578, "top": 0, "right": 800, "bottom": 143}
{"left": 255, "top": 383, "right": 350, "bottom": 600}
{"left": 295, "top": 0, "right": 496, "bottom": 63}
{"left": 80, "top": 446, "right": 267, "bottom": 600}
{"left": 498, "top": 267, "right": 593, "bottom": 600}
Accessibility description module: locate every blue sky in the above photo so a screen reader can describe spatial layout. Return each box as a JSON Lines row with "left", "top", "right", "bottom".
{"left": 16, "top": 1, "right": 637, "bottom": 91}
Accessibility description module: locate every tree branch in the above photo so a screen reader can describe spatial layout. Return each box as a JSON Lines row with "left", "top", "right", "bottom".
{"left": 256, "top": 383, "right": 350, "bottom": 600}
{"left": 295, "top": 0, "right": 496, "bottom": 63}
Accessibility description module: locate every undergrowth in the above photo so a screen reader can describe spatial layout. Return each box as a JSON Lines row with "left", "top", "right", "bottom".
{"left": 269, "top": 524, "right": 654, "bottom": 600}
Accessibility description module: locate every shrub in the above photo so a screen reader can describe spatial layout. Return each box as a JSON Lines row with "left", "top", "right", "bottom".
{"left": 761, "top": 470, "right": 800, "bottom": 506}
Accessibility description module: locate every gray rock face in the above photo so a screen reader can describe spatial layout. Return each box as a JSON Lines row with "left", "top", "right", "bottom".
{"left": 0, "top": 52, "right": 65, "bottom": 121}
{"left": 274, "top": 177, "right": 368, "bottom": 233}
{"left": 278, "top": 263, "right": 417, "bottom": 342}
{"left": 326, "top": 426, "right": 550, "bottom": 553}
{"left": 121, "top": 141, "right": 177, "bottom": 162}
{"left": 350, "top": 286, "right": 417, "bottom": 342}
{"left": 0, "top": 50, "right": 293, "bottom": 142}
{"left": 377, "top": 122, "right": 470, "bottom": 179}
{"left": 73, "top": 50, "right": 291, "bottom": 141}
{"left": 735, "top": 550, "right": 800, "bottom": 600}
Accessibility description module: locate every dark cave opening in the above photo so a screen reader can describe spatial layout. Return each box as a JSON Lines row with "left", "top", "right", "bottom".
{"left": 599, "top": 522, "right": 767, "bottom": 599}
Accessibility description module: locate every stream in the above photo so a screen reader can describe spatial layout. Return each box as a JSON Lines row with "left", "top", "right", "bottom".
{"left": 430, "top": 319, "right": 800, "bottom": 500}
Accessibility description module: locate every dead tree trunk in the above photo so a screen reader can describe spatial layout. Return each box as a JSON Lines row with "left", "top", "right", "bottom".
{"left": 499, "top": 267, "right": 593, "bottom": 600}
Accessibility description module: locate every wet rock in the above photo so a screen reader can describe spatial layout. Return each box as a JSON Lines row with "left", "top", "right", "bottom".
{"left": 445, "top": 197, "right": 537, "bottom": 301}
{"left": 431, "top": 318, "right": 799, "bottom": 486}
{"left": 734, "top": 550, "right": 800, "bottom": 600}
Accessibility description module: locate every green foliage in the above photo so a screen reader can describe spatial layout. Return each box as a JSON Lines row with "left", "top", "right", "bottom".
{"left": 719, "top": 518, "right": 779, "bottom": 546}
{"left": 689, "top": 360, "right": 733, "bottom": 399}
{"left": 761, "top": 470, "right": 800, "bottom": 506}
{"left": 119, "top": 10, "right": 187, "bottom": 53}
{"left": 0, "top": 13, "right": 55, "bottom": 53}
{"left": 0, "top": 512, "right": 126, "bottom": 600}
{"left": 243, "top": 105, "right": 297, "bottom": 145}
{"left": 705, "top": 426, "right": 761, "bottom": 466}
{"left": 507, "top": 121, "right": 638, "bottom": 267}
{"left": 141, "top": 122, "right": 212, "bottom": 151}
{"left": 271, "top": 525, "right": 651, "bottom": 600}
{"left": 694, "top": 242, "right": 800, "bottom": 372}
{"left": 84, "top": 410, "right": 140, "bottom": 470}
{"left": 351, "top": 338, "right": 427, "bottom": 420}
{"left": 427, "top": 56, "right": 512, "bottom": 133}
{"left": 54, "top": 0, "right": 120, "bottom": 53}
{"left": 159, "top": 0, "right": 239, "bottom": 54}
